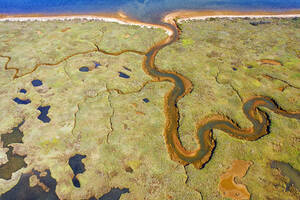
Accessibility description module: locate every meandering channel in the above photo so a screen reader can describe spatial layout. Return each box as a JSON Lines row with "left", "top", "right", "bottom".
{"left": 142, "top": 19, "right": 300, "bottom": 169}
{"left": 1, "top": 16, "right": 299, "bottom": 172}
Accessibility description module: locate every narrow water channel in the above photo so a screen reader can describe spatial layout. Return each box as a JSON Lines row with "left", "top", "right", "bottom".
{"left": 142, "top": 19, "right": 300, "bottom": 169}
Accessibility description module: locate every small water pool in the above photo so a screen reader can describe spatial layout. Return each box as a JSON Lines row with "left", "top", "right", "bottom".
{"left": 37, "top": 106, "right": 51, "bottom": 123}
{"left": 13, "top": 97, "right": 31, "bottom": 105}
{"left": 32, "top": 79, "right": 43, "bottom": 87}
{"left": 93, "top": 61, "right": 101, "bottom": 68}
{"left": 19, "top": 89, "right": 27, "bottom": 94}
{"left": 72, "top": 177, "right": 81, "bottom": 188}
{"left": 118, "top": 72, "right": 130, "bottom": 79}
{"left": 143, "top": 98, "right": 150, "bottom": 103}
{"left": 68, "top": 154, "right": 86, "bottom": 188}
{"left": 79, "top": 67, "right": 90, "bottom": 72}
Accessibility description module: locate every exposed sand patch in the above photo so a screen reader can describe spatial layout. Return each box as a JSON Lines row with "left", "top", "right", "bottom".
{"left": 219, "top": 160, "right": 252, "bottom": 200}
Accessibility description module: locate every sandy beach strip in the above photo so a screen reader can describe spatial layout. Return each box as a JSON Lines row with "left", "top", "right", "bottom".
{"left": 0, "top": 12, "right": 174, "bottom": 36}
{"left": 1, "top": 10, "right": 300, "bottom": 35}
{"left": 163, "top": 10, "right": 300, "bottom": 23}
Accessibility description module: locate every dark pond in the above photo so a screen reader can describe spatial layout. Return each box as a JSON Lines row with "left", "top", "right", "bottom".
{"left": 72, "top": 177, "right": 81, "bottom": 188}
{"left": 68, "top": 154, "right": 86, "bottom": 188}
{"left": 37, "top": 106, "right": 51, "bottom": 123}
{"left": 143, "top": 98, "right": 150, "bottom": 103}
{"left": 31, "top": 79, "right": 43, "bottom": 87}
{"left": 89, "top": 187, "right": 130, "bottom": 200}
{"left": 0, "top": 169, "right": 59, "bottom": 200}
{"left": 118, "top": 72, "right": 130, "bottom": 79}
{"left": 0, "top": 121, "right": 27, "bottom": 180}
{"left": 13, "top": 97, "right": 31, "bottom": 105}
{"left": 19, "top": 89, "right": 27, "bottom": 94}
{"left": 79, "top": 67, "right": 90, "bottom": 72}
{"left": 93, "top": 61, "right": 101, "bottom": 68}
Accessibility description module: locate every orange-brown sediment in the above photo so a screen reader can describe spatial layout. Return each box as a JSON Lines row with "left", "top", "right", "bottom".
{"left": 259, "top": 59, "right": 283, "bottom": 66}
{"left": 219, "top": 160, "right": 252, "bottom": 200}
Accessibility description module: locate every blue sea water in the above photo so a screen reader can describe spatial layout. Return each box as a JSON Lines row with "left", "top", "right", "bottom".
{"left": 0, "top": 0, "right": 300, "bottom": 22}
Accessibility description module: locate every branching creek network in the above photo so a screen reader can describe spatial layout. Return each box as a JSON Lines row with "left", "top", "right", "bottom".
{"left": 2, "top": 13, "right": 300, "bottom": 171}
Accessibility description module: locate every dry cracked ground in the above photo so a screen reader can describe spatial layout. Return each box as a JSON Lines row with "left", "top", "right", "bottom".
{"left": 0, "top": 18, "right": 300, "bottom": 200}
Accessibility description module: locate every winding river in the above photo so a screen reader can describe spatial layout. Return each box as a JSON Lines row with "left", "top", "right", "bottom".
{"left": 142, "top": 19, "right": 300, "bottom": 169}
{"left": 1, "top": 15, "right": 299, "bottom": 173}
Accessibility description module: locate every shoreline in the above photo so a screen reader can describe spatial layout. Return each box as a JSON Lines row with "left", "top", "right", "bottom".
{"left": 163, "top": 9, "right": 300, "bottom": 22}
{"left": 0, "top": 10, "right": 300, "bottom": 35}
{"left": 0, "top": 12, "right": 174, "bottom": 36}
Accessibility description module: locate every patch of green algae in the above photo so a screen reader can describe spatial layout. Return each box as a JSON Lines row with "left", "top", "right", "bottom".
{"left": 156, "top": 18, "right": 300, "bottom": 199}
{"left": 0, "top": 20, "right": 201, "bottom": 200}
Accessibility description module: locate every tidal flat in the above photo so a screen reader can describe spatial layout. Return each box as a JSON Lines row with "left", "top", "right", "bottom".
{"left": 0, "top": 16, "right": 299, "bottom": 200}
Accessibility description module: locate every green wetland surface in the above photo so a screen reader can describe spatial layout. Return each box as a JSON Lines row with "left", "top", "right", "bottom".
{"left": 0, "top": 17, "right": 299, "bottom": 200}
